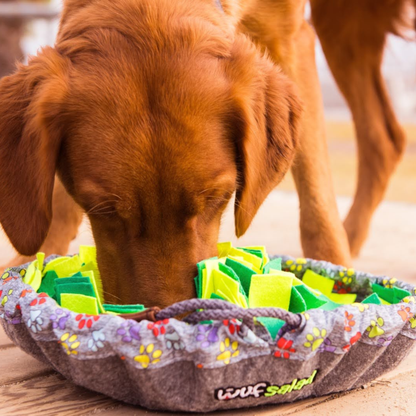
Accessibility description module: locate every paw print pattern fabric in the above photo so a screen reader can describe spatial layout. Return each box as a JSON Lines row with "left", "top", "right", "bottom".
{"left": 1, "top": 246, "right": 416, "bottom": 412}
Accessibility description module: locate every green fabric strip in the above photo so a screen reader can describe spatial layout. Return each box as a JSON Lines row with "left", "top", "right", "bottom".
{"left": 295, "top": 285, "right": 327, "bottom": 310}
{"left": 56, "top": 282, "right": 96, "bottom": 304}
{"left": 38, "top": 270, "right": 58, "bottom": 299}
{"left": 362, "top": 293, "right": 382, "bottom": 305}
{"left": 103, "top": 304, "right": 145, "bottom": 314}
{"left": 257, "top": 317, "right": 285, "bottom": 340}
{"left": 263, "top": 258, "right": 282, "bottom": 274}
{"left": 210, "top": 293, "right": 227, "bottom": 301}
{"left": 225, "top": 258, "right": 256, "bottom": 297}
{"left": 289, "top": 286, "right": 307, "bottom": 313}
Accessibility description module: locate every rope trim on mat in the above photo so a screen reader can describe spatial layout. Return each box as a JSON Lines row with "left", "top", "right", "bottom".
{"left": 155, "top": 299, "right": 303, "bottom": 331}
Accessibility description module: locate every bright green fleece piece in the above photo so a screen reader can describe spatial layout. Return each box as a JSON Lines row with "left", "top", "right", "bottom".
{"left": 371, "top": 284, "right": 411, "bottom": 304}
{"left": 194, "top": 259, "right": 206, "bottom": 298}
{"left": 249, "top": 274, "right": 292, "bottom": 309}
{"left": 210, "top": 293, "right": 227, "bottom": 301}
{"left": 55, "top": 275, "right": 91, "bottom": 286}
{"left": 54, "top": 275, "right": 91, "bottom": 302}
{"left": 61, "top": 293, "right": 99, "bottom": 315}
{"left": 362, "top": 293, "right": 382, "bottom": 305}
{"left": 317, "top": 294, "right": 341, "bottom": 311}
{"left": 194, "top": 276, "right": 201, "bottom": 298}
{"left": 289, "top": 286, "right": 307, "bottom": 313}
{"left": 392, "top": 287, "right": 411, "bottom": 302}
{"left": 38, "top": 270, "right": 58, "bottom": 299}
{"left": 243, "top": 246, "right": 269, "bottom": 264}
{"left": 218, "top": 263, "right": 247, "bottom": 298}
{"left": 197, "top": 260, "right": 207, "bottom": 275}
{"left": 225, "top": 258, "right": 256, "bottom": 296}
{"left": 257, "top": 317, "right": 285, "bottom": 340}
{"left": 218, "top": 262, "right": 239, "bottom": 281}
{"left": 371, "top": 284, "right": 395, "bottom": 303}
{"left": 104, "top": 304, "right": 145, "bottom": 314}
{"left": 263, "top": 258, "right": 282, "bottom": 274}
{"left": 55, "top": 282, "right": 96, "bottom": 304}
{"left": 295, "top": 285, "right": 327, "bottom": 310}
{"left": 240, "top": 248, "right": 263, "bottom": 259}
{"left": 194, "top": 275, "right": 202, "bottom": 298}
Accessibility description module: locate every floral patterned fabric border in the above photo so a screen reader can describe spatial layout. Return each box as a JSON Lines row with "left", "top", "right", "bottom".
{"left": 1, "top": 255, "right": 416, "bottom": 372}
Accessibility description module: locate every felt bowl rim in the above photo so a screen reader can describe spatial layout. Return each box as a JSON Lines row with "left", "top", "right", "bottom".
{"left": 1, "top": 253, "right": 416, "bottom": 350}
{"left": 2, "top": 254, "right": 416, "bottom": 412}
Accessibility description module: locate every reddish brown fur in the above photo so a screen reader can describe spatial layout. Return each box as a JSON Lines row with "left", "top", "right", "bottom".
{"left": 311, "top": 0, "right": 412, "bottom": 256}
{"left": 0, "top": 0, "right": 414, "bottom": 307}
{"left": 0, "top": 0, "right": 300, "bottom": 307}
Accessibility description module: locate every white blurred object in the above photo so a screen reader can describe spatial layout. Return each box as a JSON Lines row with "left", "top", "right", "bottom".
{"left": 19, "top": 0, "right": 60, "bottom": 62}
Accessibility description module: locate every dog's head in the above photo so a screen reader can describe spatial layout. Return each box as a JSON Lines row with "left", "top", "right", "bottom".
{"left": 0, "top": 20, "right": 301, "bottom": 307}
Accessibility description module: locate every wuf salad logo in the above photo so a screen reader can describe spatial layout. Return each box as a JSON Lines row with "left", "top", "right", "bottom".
{"left": 215, "top": 370, "right": 318, "bottom": 401}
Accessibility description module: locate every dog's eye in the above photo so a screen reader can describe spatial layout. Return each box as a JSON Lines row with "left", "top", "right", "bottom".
{"left": 205, "top": 191, "right": 233, "bottom": 210}
{"left": 86, "top": 201, "right": 118, "bottom": 217}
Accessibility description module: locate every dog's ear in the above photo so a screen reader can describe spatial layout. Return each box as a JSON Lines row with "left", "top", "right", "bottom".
{"left": 224, "top": 35, "right": 302, "bottom": 237}
{"left": 0, "top": 47, "right": 69, "bottom": 255}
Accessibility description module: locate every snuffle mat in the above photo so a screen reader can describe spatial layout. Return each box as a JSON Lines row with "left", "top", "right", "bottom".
{"left": 1, "top": 242, "right": 416, "bottom": 412}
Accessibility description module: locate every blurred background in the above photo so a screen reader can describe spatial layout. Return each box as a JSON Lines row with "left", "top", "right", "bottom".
{"left": 2, "top": 0, "right": 414, "bottom": 202}
{"left": 0, "top": 0, "right": 415, "bottom": 279}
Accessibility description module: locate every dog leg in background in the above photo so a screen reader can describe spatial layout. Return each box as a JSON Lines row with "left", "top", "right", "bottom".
{"left": 240, "top": 0, "right": 351, "bottom": 266}
{"left": 2, "top": 179, "right": 83, "bottom": 268}
{"left": 311, "top": 0, "right": 409, "bottom": 257}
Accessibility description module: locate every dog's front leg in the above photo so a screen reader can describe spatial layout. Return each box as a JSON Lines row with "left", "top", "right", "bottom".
{"left": 287, "top": 22, "right": 352, "bottom": 266}
{"left": 311, "top": 0, "right": 407, "bottom": 258}
{"left": 239, "top": 0, "right": 351, "bottom": 266}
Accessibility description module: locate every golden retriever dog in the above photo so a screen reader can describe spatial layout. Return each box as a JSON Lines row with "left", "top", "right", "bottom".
{"left": 0, "top": 0, "right": 411, "bottom": 307}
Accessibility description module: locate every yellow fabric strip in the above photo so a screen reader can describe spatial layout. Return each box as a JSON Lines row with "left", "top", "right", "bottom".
{"left": 227, "top": 255, "right": 262, "bottom": 274}
{"left": 248, "top": 274, "right": 293, "bottom": 309}
{"left": 212, "top": 269, "right": 241, "bottom": 305}
{"left": 53, "top": 256, "right": 82, "bottom": 278}
{"left": 202, "top": 259, "right": 220, "bottom": 299}
{"left": 244, "top": 246, "right": 270, "bottom": 264}
{"left": 302, "top": 269, "right": 335, "bottom": 295}
{"left": 217, "top": 242, "right": 233, "bottom": 258}
{"left": 302, "top": 269, "right": 356, "bottom": 304}
{"left": 228, "top": 248, "right": 262, "bottom": 270}
{"left": 79, "top": 246, "right": 97, "bottom": 265}
{"left": 79, "top": 268, "right": 105, "bottom": 313}
{"left": 23, "top": 253, "right": 45, "bottom": 291}
{"left": 61, "top": 293, "right": 99, "bottom": 315}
